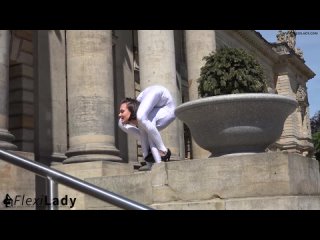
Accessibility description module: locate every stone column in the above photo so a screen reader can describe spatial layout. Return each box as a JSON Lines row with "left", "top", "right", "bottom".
{"left": 275, "top": 71, "right": 299, "bottom": 152}
{"left": 113, "top": 30, "right": 138, "bottom": 163}
{"left": 185, "top": 30, "right": 216, "bottom": 159}
{"left": 34, "top": 30, "right": 67, "bottom": 165}
{"left": 0, "top": 30, "right": 16, "bottom": 150}
{"left": 64, "top": 30, "right": 121, "bottom": 163}
{"left": 138, "top": 30, "right": 181, "bottom": 160}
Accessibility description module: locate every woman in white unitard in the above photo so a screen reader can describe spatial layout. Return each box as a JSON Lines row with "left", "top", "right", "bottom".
{"left": 118, "top": 85, "right": 176, "bottom": 171}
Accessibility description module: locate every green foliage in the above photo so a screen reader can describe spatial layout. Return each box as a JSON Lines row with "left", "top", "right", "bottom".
{"left": 311, "top": 111, "right": 320, "bottom": 160}
{"left": 311, "top": 110, "right": 320, "bottom": 134}
{"left": 312, "top": 132, "right": 320, "bottom": 160}
{"left": 198, "top": 47, "right": 268, "bottom": 97}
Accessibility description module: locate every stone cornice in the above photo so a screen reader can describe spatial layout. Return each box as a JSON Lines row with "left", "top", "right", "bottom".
{"left": 234, "top": 30, "right": 315, "bottom": 81}
{"left": 233, "top": 30, "right": 279, "bottom": 62}
{"left": 273, "top": 43, "right": 315, "bottom": 80}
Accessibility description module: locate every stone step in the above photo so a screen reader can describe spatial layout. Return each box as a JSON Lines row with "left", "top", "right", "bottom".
{"left": 151, "top": 195, "right": 320, "bottom": 210}
{"left": 83, "top": 152, "right": 320, "bottom": 210}
{"left": 151, "top": 199, "right": 225, "bottom": 210}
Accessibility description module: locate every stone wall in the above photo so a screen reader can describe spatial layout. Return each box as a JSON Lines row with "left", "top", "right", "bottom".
{"left": 9, "top": 30, "right": 34, "bottom": 152}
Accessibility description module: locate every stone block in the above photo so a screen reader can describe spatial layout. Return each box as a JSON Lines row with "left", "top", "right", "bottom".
{"left": 152, "top": 185, "right": 179, "bottom": 203}
{"left": 21, "top": 39, "right": 33, "bottom": 53}
{"left": 9, "top": 89, "right": 34, "bottom": 104}
{"left": 9, "top": 77, "right": 34, "bottom": 91}
{"left": 53, "top": 161, "right": 134, "bottom": 210}
{"left": 13, "top": 30, "right": 33, "bottom": 41}
{"left": 9, "top": 115, "right": 34, "bottom": 129}
{"left": 164, "top": 152, "right": 320, "bottom": 201}
{"left": 9, "top": 64, "right": 33, "bottom": 79}
{"left": 14, "top": 142, "right": 34, "bottom": 152}
{"left": 152, "top": 199, "right": 225, "bottom": 210}
{"left": 0, "top": 151, "right": 35, "bottom": 210}
{"left": 17, "top": 52, "right": 33, "bottom": 66}
{"left": 85, "top": 173, "right": 153, "bottom": 210}
{"left": 11, "top": 129, "right": 34, "bottom": 141}
{"left": 9, "top": 102, "right": 34, "bottom": 115}
{"left": 225, "top": 195, "right": 320, "bottom": 210}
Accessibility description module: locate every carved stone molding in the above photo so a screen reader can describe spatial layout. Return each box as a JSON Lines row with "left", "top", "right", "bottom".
{"left": 296, "top": 84, "right": 308, "bottom": 123}
{"left": 296, "top": 84, "right": 307, "bottom": 103}
{"left": 276, "top": 30, "right": 304, "bottom": 59}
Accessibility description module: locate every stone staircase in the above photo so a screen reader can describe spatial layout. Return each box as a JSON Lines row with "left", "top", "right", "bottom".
{"left": 80, "top": 152, "right": 320, "bottom": 210}
{"left": 2, "top": 151, "right": 320, "bottom": 210}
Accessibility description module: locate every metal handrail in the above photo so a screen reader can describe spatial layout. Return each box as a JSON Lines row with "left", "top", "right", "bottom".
{"left": 0, "top": 149, "right": 153, "bottom": 210}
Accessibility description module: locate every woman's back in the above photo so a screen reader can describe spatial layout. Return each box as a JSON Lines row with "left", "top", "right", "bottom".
{"left": 136, "top": 85, "right": 175, "bottom": 109}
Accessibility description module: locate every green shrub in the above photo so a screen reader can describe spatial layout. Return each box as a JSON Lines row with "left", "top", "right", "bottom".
{"left": 198, "top": 47, "right": 268, "bottom": 97}
{"left": 312, "top": 132, "right": 320, "bottom": 160}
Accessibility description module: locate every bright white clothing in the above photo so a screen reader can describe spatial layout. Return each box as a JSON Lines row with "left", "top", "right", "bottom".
{"left": 119, "top": 85, "right": 175, "bottom": 162}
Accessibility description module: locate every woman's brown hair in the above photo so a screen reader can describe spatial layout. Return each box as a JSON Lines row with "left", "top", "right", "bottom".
{"left": 120, "top": 97, "right": 140, "bottom": 121}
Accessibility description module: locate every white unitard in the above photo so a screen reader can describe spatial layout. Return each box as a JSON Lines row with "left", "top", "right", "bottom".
{"left": 119, "top": 85, "right": 176, "bottom": 163}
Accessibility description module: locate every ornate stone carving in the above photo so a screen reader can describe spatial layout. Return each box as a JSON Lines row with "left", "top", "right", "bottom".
{"left": 295, "top": 47, "right": 304, "bottom": 59}
{"left": 273, "top": 44, "right": 290, "bottom": 55}
{"left": 286, "top": 30, "right": 296, "bottom": 49}
{"left": 296, "top": 84, "right": 308, "bottom": 123}
{"left": 276, "top": 30, "right": 296, "bottom": 49}
{"left": 296, "top": 84, "right": 307, "bottom": 103}
{"left": 276, "top": 30, "right": 286, "bottom": 43}
{"left": 276, "top": 30, "right": 304, "bottom": 59}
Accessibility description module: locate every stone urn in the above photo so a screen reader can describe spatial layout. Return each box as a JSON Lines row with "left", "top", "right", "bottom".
{"left": 175, "top": 93, "right": 297, "bottom": 157}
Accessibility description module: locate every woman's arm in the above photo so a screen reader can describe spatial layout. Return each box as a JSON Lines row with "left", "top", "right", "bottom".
{"left": 118, "top": 119, "right": 140, "bottom": 140}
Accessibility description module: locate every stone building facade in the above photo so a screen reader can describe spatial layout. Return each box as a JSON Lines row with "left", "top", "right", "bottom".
{"left": 0, "top": 30, "right": 316, "bottom": 208}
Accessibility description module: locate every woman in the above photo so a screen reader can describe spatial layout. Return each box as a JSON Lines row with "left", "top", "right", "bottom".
{"left": 118, "top": 85, "right": 176, "bottom": 171}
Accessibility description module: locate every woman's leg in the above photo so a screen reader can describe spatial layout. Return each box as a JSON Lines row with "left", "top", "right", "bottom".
{"left": 149, "top": 140, "right": 161, "bottom": 163}
{"left": 154, "top": 106, "right": 176, "bottom": 131}
{"left": 139, "top": 128, "right": 150, "bottom": 159}
{"left": 137, "top": 93, "right": 168, "bottom": 153}
{"left": 139, "top": 128, "right": 161, "bottom": 166}
{"left": 141, "top": 106, "right": 174, "bottom": 162}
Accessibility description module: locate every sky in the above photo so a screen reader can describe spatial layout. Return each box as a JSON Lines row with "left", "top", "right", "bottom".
{"left": 256, "top": 30, "right": 319, "bottom": 118}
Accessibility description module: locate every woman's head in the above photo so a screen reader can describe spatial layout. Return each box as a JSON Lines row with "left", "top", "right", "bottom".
{"left": 119, "top": 97, "right": 139, "bottom": 124}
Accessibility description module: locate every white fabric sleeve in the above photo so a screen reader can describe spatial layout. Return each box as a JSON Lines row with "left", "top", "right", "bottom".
{"left": 118, "top": 119, "right": 140, "bottom": 140}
